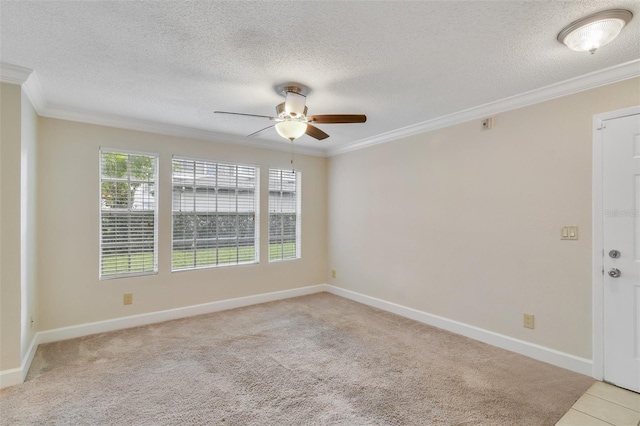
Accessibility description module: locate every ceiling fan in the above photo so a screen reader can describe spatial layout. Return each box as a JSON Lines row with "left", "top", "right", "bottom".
{"left": 214, "top": 84, "right": 367, "bottom": 142}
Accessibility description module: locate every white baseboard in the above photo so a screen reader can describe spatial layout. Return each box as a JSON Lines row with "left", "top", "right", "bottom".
{"left": 1, "top": 283, "right": 593, "bottom": 389}
{"left": 325, "top": 285, "right": 593, "bottom": 376}
{"left": 0, "top": 367, "right": 23, "bottom": 389}
{"left": 0, "top": 284, "right": 326, "bottom": 388}
{"left": 21, "top": 333, "right": 39, "bottom": 380}
{"left": 0, "top": 334, "right": 39, "bottom": 389}
{"left": 38, "top": 284, "right": 326, "bottom": 345}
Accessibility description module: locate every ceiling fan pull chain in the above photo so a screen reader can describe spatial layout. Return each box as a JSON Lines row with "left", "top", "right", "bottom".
{"left": 290, "top": 141, "right": 295, "bottom": 171}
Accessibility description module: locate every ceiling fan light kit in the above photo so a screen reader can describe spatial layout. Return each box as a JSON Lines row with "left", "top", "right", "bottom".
{"left": 214, "top": 83, "right": 366, "bottom": 142}
{"left": 557, "top": 9, "right": 632, "bottom": 54}
{"left": 284, "top": 91, "right": 306, "bottom": 117}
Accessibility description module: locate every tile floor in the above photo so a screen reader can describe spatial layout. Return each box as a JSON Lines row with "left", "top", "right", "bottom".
{"left": 556, "top": 381, "right": 640, "bottom": 426}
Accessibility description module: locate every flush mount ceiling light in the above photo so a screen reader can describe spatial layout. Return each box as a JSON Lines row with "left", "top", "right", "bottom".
{"left": 558, "top": 9, "right": 633, "bottom": 54}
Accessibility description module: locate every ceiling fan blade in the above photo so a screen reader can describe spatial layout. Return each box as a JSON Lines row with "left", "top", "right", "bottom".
{"left": 247, "top": 125, "right": 275, "bottom": 138}
{"left": 214, "top": 111, "right": 277, "bottom": 120}
{"left": 308, "top": 114, "right": 367, "bottom": 124}
{"left": 305, "top": 124, "right": 330, "bottom": 140}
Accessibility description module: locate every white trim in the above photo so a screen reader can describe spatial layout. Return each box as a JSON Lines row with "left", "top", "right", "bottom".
{"left": 0, "top": 63, "right": 33, "bottom": 85}
{"left": 22, "top": 71, "right": 46, "bottom": 113}
{"left": 38, "top": 103, "right": 325, "bottom": 157}
{"left": 329, "top": 59, "right": 640, "bottom": 156}
{"left": 593, "top": 105, "right": 640, "bottom": 124}
{"left": 21, "top": 333, "right": 39, "bottom": 381}
{"left": 1, "top": 283, "right": 595, "bottom": 388}
{"left": 0, "top": 334, "right": 39, "bottom": 389}
{"left": 593, "top": 115, "right": 605, "bottom": 381}
{"left": 325, "top": 285, "right": 593, "bottom": 375}
{"left": 0, "top": 64, "right": 46, "bottom": 113}
{"left": 0, "top": 367, "right": 23, "bottom": 389}
{"left": 591, "top": 105, "right": 640, "bottom": 382}
{"left": 37, "top": 285, "right": 325, "bottom": 344}
{"left": 0, "top": 285, "right": 325, "bottom": 389}
{"left": 4, "top": 62, "right": 639, "bottom": 159}
{"left": 2, "top": 61, "right": 639, "bottom": 158}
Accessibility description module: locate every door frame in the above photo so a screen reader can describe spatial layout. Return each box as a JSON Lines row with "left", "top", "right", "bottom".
{"left": 592, "top": 105, "right": 640, "bottom": 380}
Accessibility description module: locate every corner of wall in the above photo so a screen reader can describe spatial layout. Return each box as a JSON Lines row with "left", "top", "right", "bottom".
{"left": 20, "top": 89, "right": 39, "bottom": 363}
{"left": 0, "top": 333, "right": 39, "bottom": 389}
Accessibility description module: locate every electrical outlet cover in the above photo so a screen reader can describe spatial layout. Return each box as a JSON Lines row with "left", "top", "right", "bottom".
{"left": 523, "top": 314, "right": 535, "bottom": 329}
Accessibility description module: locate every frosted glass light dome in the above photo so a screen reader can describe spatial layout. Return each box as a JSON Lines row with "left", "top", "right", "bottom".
{"left": 275, "top": 121, "right": 307, "bottom": 141}
{"left": 558, "top": 10, "right": 632, "bottom": 54}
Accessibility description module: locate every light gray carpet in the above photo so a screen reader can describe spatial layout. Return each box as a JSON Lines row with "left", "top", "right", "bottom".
{"left": 1, "top": 293, "right": 593, "bottom": 425}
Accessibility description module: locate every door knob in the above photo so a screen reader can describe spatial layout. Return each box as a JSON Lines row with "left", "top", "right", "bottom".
{"left": 608, "top": 268, "right": 621, "bottom": 278}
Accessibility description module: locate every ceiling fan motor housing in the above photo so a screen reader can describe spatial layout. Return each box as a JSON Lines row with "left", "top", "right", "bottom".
{"left": 276, "top": 83, "right": 310, "bottom": 97}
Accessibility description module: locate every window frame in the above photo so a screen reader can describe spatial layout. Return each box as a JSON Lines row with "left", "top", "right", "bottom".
{"left": 99, "top": 148, "right": 159, "bottom": 280}
{"left": 171, "top": 155, "right": 260, "bottom": 271}
{"left": 268, "top": 168, "right": 302, "bottom": 262}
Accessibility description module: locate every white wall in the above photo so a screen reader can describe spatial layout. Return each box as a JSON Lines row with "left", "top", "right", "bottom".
{"left": 328, "top": 77, "right": 640, "bottom": 360}
{"left": 20, "top": 89, "right": 38, "bottom": 360}
{"left": 36, "top": 118, "right": 327, "bottom": 331}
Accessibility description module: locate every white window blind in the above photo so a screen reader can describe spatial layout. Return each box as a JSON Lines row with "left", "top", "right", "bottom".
{"left": 100, "top": 149, "right": 158, "bottom": 278}
{"left": 172, "top": 157, "right": 259, "bottom": 270}
{"left": 269, "top": 169, "right": 301, "bottom": 261}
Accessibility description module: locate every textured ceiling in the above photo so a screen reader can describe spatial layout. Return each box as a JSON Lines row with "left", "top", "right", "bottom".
{"left": 1, "top": 1, "right": 639, "bottom": 155}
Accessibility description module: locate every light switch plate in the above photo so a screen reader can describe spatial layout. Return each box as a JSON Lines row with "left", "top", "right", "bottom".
{"left": 561, "top": 226, "right": 578, "bottom": 240}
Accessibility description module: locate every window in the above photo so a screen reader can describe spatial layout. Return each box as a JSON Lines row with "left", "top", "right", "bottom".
{"left": 269, "top": 169, "right": 301, "bottom": 261}
{"left": 100, "top": 149, "right": 158, "bottom": 278}
{"left": 172, "top": 157, "right": 259, "bottom": 270}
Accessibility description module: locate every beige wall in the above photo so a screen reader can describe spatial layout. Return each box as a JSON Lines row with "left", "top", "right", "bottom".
{"left": 3, "top": 76, "right": 638, "bottom": 374}
{"left": 36, "top": 118, "right": 327, "bottom": 331}
{"left": 0, "top": 83, "right": 23, "bottom": 370}
{"left": 328, "top": 77, "right": 640, "bottom": 359}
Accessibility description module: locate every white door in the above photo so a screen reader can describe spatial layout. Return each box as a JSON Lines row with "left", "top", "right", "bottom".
{"left": 602, "top": 112, "right": 640, "bottom": 393}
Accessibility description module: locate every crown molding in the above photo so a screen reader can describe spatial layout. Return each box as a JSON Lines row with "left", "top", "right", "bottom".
{"left": 0, "top": 63, "right": 33, "bottom": 85}
{"left": 39, "top": 103, "right": 325, "bottom": 157}
{"left": 0, "top": 63, "right": 47, "bottom": 114}
{"left": 22, "top": 71, "right": 47, "bottom": 113}
{"left": 0, "top": 61, "right": 323, "bottom": 156}
{"left": 4, "top": 60, "right": 638, "bottom": 158}
{"left": 327, "top": 59, "right": 640, "bottom": 157}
